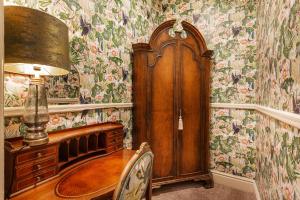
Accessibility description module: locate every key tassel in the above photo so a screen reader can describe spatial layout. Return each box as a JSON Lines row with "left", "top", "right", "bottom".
{"left": 178, "top": 115, "right": 183, "bottom": 130}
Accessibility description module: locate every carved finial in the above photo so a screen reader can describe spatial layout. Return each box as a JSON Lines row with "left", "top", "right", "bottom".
{"left": 168, "top": 19, "right": 187, "bottom": 39}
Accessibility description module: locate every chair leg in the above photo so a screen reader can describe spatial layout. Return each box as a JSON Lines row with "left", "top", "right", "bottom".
{"left": 145, "top": 177, "right": 152, "bottom": 200}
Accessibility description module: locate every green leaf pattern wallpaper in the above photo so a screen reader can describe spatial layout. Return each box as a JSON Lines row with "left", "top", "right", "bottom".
{"left": 256, "top": 0, "right": 300, "bottom": 199}
{"left": 4, "top": 0, "right": 162, "bottom": 148}
{"left": 4, "top": 0, "right": 258, "bottom": 179}
{"left": 256, "top": 114, "right": 300, "bottom": 200}
{"left": 256, "top": 0, "right": 300, "bottom": 113}
{"left": 4, "top": 0, "right": 161, "bottom": 105}
{"left": 160, "top": 0, "right": 257, "bottom": 104}
{"left": 4, "top": 0, "right": 300, "bottom": 198}
{"left": 211, "top": 108, "right": 256, "bottom": 179}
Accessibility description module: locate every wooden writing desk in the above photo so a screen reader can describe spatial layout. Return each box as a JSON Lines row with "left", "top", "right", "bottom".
{"left": 5, "top": 123, "right": 132, "bottom": 199}
{"left": 11, "top": 149, "right": 135, "bottom": 200}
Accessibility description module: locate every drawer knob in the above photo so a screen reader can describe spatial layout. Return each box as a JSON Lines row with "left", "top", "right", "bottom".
{"left": 36, "top": 152, "right": 42, "bottom": 158}
{"left": 36, "top": 176, "right": 41, "bottom": 182}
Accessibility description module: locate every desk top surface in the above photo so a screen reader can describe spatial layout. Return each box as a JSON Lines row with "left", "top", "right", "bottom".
{"left": 11, "top": 149, "right": 135, "bottom": 200}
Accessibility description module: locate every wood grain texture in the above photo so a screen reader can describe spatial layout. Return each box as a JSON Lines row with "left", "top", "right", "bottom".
{"left": 132, "top": 20, "right": 213, "bottom": 187}
{"left": 150, "top": 44, "right": 176, "bottom": 179}
{"left": 5, "top": 123, "right": 125, "bottom": 197}
{"left": 179, "top": 45, "right": 202, "bottom": 175}
{"left": 10, "top": 150, "right": 135, "bottom": 200}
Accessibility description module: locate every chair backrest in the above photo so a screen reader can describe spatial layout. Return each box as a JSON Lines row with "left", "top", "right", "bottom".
{"left": 113, "top": 142, "right": 154, "bottom": 200}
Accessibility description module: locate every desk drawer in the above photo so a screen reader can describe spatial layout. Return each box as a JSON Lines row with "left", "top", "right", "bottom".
{"left": 106, "top": 135, "right": 123, "bottom": 147}
{"left": 15, "top": 167, "right": 56, "bottom": 191}
{"left": 106, "top": 144, "right": 123, "bottom": 153}
{"left": 16, "top": 146, "right": 57, "bottom": 164}
{"left": 106, "top": 130, "right": 123, "bottom": 138}
{"left": 16, "top": 156, "right": 57, "bottom": 178}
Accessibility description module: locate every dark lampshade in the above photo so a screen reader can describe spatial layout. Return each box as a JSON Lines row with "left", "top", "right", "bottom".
{"left": 4, "top": 6, "right": 70, "bottom": 76}
{"left": 4, "top": 6, "right": 70, "bottom": 146}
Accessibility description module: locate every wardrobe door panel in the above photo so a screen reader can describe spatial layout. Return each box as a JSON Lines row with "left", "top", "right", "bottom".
{"left": 179, "top": 45, "right": 203, "bottom": 175}
{"left": 150, "top": 45, "right": 176, "bottom": 179}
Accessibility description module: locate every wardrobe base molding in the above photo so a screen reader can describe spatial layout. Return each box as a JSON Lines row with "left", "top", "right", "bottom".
{"left": 152, "top": 172, "right": 213, "bottom": 189}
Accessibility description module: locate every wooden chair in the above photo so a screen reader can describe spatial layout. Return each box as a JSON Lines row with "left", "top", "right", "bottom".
{"left": 112, "top": 142, "right": 154, "bottom": 200}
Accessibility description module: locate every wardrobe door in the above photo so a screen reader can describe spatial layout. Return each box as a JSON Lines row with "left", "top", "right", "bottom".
{"left": 150, "top": 44, "right": 177, "bottom": 180}
{"left": 178, "top": 44, "right": 204, "bottom": 176}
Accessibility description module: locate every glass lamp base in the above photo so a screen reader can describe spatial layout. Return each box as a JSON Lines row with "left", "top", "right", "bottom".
{"left": 23, "top": 76, "right": 50, "bottom": 147}
{"left": 23, "top": 136, "right": 49, "bottom": 146}
{"left": 23, "top": 127, "right": 49, "bottom": 146}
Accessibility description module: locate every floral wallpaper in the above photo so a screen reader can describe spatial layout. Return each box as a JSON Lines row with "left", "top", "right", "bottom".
{"left": 256, "top": 113, "right": 300, "bottom": 200}
{"left": 4, "top": 0, "right": 161, "bottom": 105}
{"left": 256, "top": 0, "right": 300, "bottom": 199}
{"left": 4, "top": 2, "right": 300, "bottom": 198}
{"left": 210, "top": 108, "right": 256, "bottom": 179}
{"left": 256, "top": 0, "right": 300, "bottom": 113}
{"left": 4, "top": 0, "right": 257, "bottom": 105}
{"left": 3, "top": 0, "right": 162, "bottom": 149}
{"left": 161, "top": 0, "right": 256, "bottom": 104}
{"left": 4, "top": 70, "right": 80, "bottom": 106}
{"left": 4, "top": 74, "right": 29, "bottom": 107}
{"left": 4, "top": 0, "right": 259, "bottom": 179}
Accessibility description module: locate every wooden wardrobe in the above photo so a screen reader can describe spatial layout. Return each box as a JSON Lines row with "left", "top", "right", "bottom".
{"left": 132, "top": 20, "right": 213, "bottom": 187}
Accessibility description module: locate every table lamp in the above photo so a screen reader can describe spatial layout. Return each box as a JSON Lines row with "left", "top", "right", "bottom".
{"left": 4, "top": 6, "right": 70, "bottom": 146}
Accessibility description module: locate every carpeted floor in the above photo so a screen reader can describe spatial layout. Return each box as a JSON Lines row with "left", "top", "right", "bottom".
{"left": 152, "top": 182, "right": 256, "bottom": 200}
